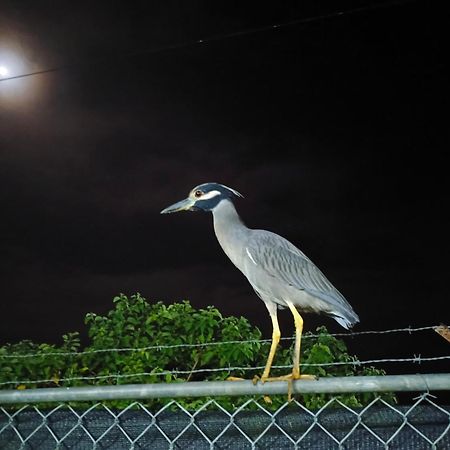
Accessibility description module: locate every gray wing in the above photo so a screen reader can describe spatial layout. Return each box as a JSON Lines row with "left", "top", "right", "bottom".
{"left": 245, "top": 229, "right": 359, "bottom": 326}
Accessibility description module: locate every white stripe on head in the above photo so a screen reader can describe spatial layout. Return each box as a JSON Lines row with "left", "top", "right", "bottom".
{"left": 199, "top": 190, "right": 222, "bottom": 200}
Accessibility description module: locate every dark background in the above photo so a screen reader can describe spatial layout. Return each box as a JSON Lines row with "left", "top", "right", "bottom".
{"left": 1, "top": 1, "right": 448, "bottom": 375}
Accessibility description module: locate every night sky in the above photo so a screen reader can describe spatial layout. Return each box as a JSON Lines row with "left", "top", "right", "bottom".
{"left": 0, "top": 1, "right": 448, "bottom": 374}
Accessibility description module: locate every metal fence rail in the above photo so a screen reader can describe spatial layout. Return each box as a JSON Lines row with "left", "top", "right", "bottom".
{"left": 1, "top": 374, "right": 449, "bottom": 404}
{"left": 1, "top": 374, "right": 450, "bottom": 449}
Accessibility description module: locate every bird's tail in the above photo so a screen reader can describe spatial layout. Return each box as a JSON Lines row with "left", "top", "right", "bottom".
{"left": 329, "top": 309, "right": 360, "bottom": 330}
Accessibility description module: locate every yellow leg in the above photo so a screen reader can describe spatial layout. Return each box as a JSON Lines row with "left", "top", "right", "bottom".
{"left": 229, "top": 301, "right": 314, "bottom": 400}
{"left": 285, "top": 301, "right": 303, "bottom": 379}
{"left": 263, "top": 302, "right": 315, "bottom": 383}
{"left": 261, "top": 302, "right": 316, "bottom": 402}
{"left": 260, "top": 304, "right": 281, "bottom": 382}
{"left": 228, "top": 302, "right": 280, "bottom": 384}
{"left": 285, "top": 301, "right": 316, "bottom": 384}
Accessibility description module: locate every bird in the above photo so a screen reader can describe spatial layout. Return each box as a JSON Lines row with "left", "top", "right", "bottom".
{"left": 160, "top": 182, "right": 359, "bottom": 384}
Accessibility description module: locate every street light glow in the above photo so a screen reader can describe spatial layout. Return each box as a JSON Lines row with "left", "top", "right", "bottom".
{"left": 0, "top": 46, "right": 48, "bottom": 107}
{"left": 0, "top": 65, "right": 9, "bottom": 78}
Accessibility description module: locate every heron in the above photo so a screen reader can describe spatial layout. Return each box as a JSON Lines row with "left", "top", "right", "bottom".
{"left": 161, "top": 182, "right": 359, "bottom": 384}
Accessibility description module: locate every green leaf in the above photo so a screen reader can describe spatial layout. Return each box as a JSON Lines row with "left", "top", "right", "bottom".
{"left": 0, "top": 294, "right": 396, "bottom": 411}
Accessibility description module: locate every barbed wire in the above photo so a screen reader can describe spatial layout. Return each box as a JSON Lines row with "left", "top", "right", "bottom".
{"left": 0, "top": 0, "right": 416, "bottom": 83}
{"left": 0, "top": 354, "right": 449, "bottom": 387}
{"left": 0, "top": 325, "right": 438, "bottom": 360}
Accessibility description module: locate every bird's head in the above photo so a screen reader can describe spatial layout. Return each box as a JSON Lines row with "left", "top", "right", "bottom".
{"left": 160, "top": 182, "right": 243, "bottom": 214}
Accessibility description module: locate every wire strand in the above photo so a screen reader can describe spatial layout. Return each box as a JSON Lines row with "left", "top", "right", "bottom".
{"left": 0, "top": 0, "right": 416, "bottom": 83}
{"left": 0, "top": 326, "right": 437, "bottom": 360}
{"left": 1, "top": 354, "right": 448, "bottom": 387}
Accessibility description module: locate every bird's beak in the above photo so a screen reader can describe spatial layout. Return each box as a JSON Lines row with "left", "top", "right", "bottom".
{"left": 160, "top": 197, "right": 196, "bottom": 214}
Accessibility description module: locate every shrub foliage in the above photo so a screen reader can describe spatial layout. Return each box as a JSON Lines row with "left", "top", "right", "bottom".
{"left": 0, "top": 293, "right": 395, "bottom": 409}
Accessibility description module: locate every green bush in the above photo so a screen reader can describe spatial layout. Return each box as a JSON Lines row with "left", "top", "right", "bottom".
{"left": 0, "top": 293, "right": 395, "bottom": 410}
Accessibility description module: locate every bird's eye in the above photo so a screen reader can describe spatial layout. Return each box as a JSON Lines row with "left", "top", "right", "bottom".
{"left": 194, "top": 190, "right": 203, "bottom": 198}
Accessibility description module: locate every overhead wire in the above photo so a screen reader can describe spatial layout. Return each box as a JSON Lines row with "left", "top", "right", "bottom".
{"left": 0, "top": 0, "right": 417, "bottom": 83}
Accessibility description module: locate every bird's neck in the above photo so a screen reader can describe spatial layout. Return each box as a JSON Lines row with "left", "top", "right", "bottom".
{"left": 212, "top": 199, "right": 249, "bottom": 267}
{"left": 212, "top": 199, "right": 245, "bottom": 228}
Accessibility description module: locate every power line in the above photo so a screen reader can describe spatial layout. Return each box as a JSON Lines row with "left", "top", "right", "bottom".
{"left": 0, "top": 0, "right": 416, "bottom": 83}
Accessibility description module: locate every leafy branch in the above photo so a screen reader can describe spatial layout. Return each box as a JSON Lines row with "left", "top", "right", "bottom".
{"left": 0, "top": 293, "right": 396, "bottom": 410}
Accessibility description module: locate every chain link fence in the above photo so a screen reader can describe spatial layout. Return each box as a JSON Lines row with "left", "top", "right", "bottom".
{"left": 1, "top": 375, "right": 450, "bottom": 449}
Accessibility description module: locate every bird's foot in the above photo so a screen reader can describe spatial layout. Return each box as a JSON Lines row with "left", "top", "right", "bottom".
{"left": 226, "top": 376, "right": 245, "bottom": 381}
{"left": 265, "top": 374, "right": 316, "bottom": 382}
{"left": 259, "top": 372, "right": 317, "bottom": 402}
{"left": 227, "top": 373, "right": 316, "bottom": 401}
{"left": 226, "top": 375, "right": 274, "bottom": 386}
{"left": 260, "top": 372, "right": 317, "bottom": 383}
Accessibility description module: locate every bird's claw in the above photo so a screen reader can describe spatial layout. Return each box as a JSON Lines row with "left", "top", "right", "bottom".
{"left": 228, "top": 372, "right": 317, "bottom": 402}
{"left": 257, "top": 372, "right": 317, "bottom": 402}
{"left": 260, "top": 373, "right": 317, "bottom": 382}
{"left": 226, "top": 376, "right": 245, "bottom": 381}
{"left": 226, "top": 375, "right": 267, "bottom": 385}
